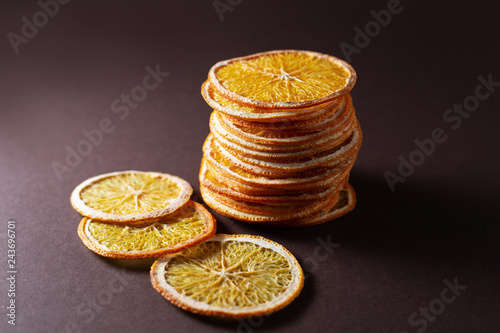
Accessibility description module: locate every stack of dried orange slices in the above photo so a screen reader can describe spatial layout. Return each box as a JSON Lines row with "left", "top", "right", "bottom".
{"left": 200, "top": 50, "right": 362, "bottom": 226}
{"left": 70, "top": 170, "right": 216, "bottom": 259}
{"left": 70, "top": 171, "right": 305, "bottom": 318}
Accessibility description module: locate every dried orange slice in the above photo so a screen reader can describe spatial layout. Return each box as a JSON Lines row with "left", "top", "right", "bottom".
{"left": 200, "top": 185, "right": 337, "bottom": 223}
{"left": 208, "top": 50, "right": 356, "bottom": 108}
{"left": 150, "top": 234, "right": 304, "bottom": 318}
{"left": 204, "top": 139, "right": 355, "bottom": 189}
{"left": 77, "top": 201, "right": 216, "bottom": 259}
{"left": 223, "top": 94, "right": 348, "bottom": 132}
{"left": 215, "top": 109, "right": 356, "bottom": 146}
{"left": 211, "top": 125, "right": 346, "bottom": 162}
{"left": 269, "top": 183, "right": 356, "bottom": 227}
{"left": 199, "top": 159, "right": 344, "bottom": 204}
{"left": 201, "top": 81, "right": 333, "bottom": 122}
{"left": 71, "top": 171, "right": 193, "bottom": 222}
{"left": 210, "top": 110, "right": 355, "bottom": 153}
{"left": 217, "top": 129, "right": 362, "bottom": 173}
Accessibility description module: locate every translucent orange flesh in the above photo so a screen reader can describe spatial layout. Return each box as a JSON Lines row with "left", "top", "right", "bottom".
{"left": 165, "top": 240, "right": 293, "bottom": 307}
{"left": 88, "top": 205, "right": 206, "bottom": 252}
{"left": 215, "top": 52, "right": 350, "bottom": 103}
{"left": 80, "top": 173, "right": 180, "bottom": 215}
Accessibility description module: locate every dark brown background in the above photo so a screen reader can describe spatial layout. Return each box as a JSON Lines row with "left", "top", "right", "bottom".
{"left": 1, "top": 1, "right": 499, "bottom": 332}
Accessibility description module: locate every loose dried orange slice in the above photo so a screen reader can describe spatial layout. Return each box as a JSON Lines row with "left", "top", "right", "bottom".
{"left": 71, "top": 171, "right": 193, "bottom": 222}
{"left": 208, "top": 50, "right": 356, "bottom": 108}
{"left": 77, "top": 201, "right": 216, "bottom": 259}
{"left": 150, "top": 234, "right": 304, "bottom": 318}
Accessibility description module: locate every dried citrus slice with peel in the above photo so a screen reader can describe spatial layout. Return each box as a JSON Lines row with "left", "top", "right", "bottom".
{"left": 209, "top": 50, "right": 356, "bottom": 108}
{"left": 213, "top": 129, "right": 362, "bottom": 173}
{"left": 150, "top": 234, "right": 304, "bottom": 318}
{"left": 77, "top": 201, "right": 216, "bottom": 259}
{"left": 199, "top": 159, "right": 344, "bottom": 204}
{"left": 268, "top": 183, "right": 356, "bottom": 227}
{"left": 223, "top": 94, "right": 348, "bottom": 132}
{"left": 71, "top": 171, "right": 193, "bottom": 222}
{"left": 200, "top": 185, "right": 338, "bottom": 223}
{"left": 201, "top": 81, "right": 333, "bottom": 122}
{"left": 210, "top": 110, "right": 355, "bottom": 153}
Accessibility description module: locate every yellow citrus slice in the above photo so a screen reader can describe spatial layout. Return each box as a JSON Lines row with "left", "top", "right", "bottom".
{"left": 77, "top": 201, "right": 216, "bottom": 259}
{"left": 150, "top": 234, "right": 304, "bottom": 318}
{"left": 71, "top": 171, "right": 193, "bottom": 222}
{"left": 208, "top": 50, "right": 356, "bottom": 108}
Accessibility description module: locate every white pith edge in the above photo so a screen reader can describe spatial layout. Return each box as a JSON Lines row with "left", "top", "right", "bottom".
{"left": 199, "top": 159, "right": 343, "bottom": 203}
{"left": 152, "top": 234, "right": 304, "bottom": 316}
{"left": 201, "top": 187, "right": 332, "bottom": 222}
{"left": 70, "top": 170, "right": 193, "bottom": 222}
{"left": 215, "top": 104, "right": 355, "bottom": 145}
{"left": 290, "top": 183, "right": 356, "bottom": 225}
{"left": 203, "top": 137, "right": 354, "bottom": 186}
{"left": 204, "top": 131, "right": 358, "bottom": 180}
{"left": 203, "top": 185, "right": 331, "bottom": 219}
{"left": 215, "top": 127, "right": 361, "bottom": 171}
{"left": 204, "top": 146, "right": 355, "bottom": 187}
{"left": 210, "top": 113, "right": 354, "bottom": 154}
{"left": 220, "top": 93, "right": 347, "bottom": 131}
{"left": 211, "top": 123, "right": 344, "bottom": 159}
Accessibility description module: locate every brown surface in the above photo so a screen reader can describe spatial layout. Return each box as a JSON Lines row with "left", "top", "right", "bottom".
{"left": 1, "top": 1, "right": 499, "bottom": 332}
